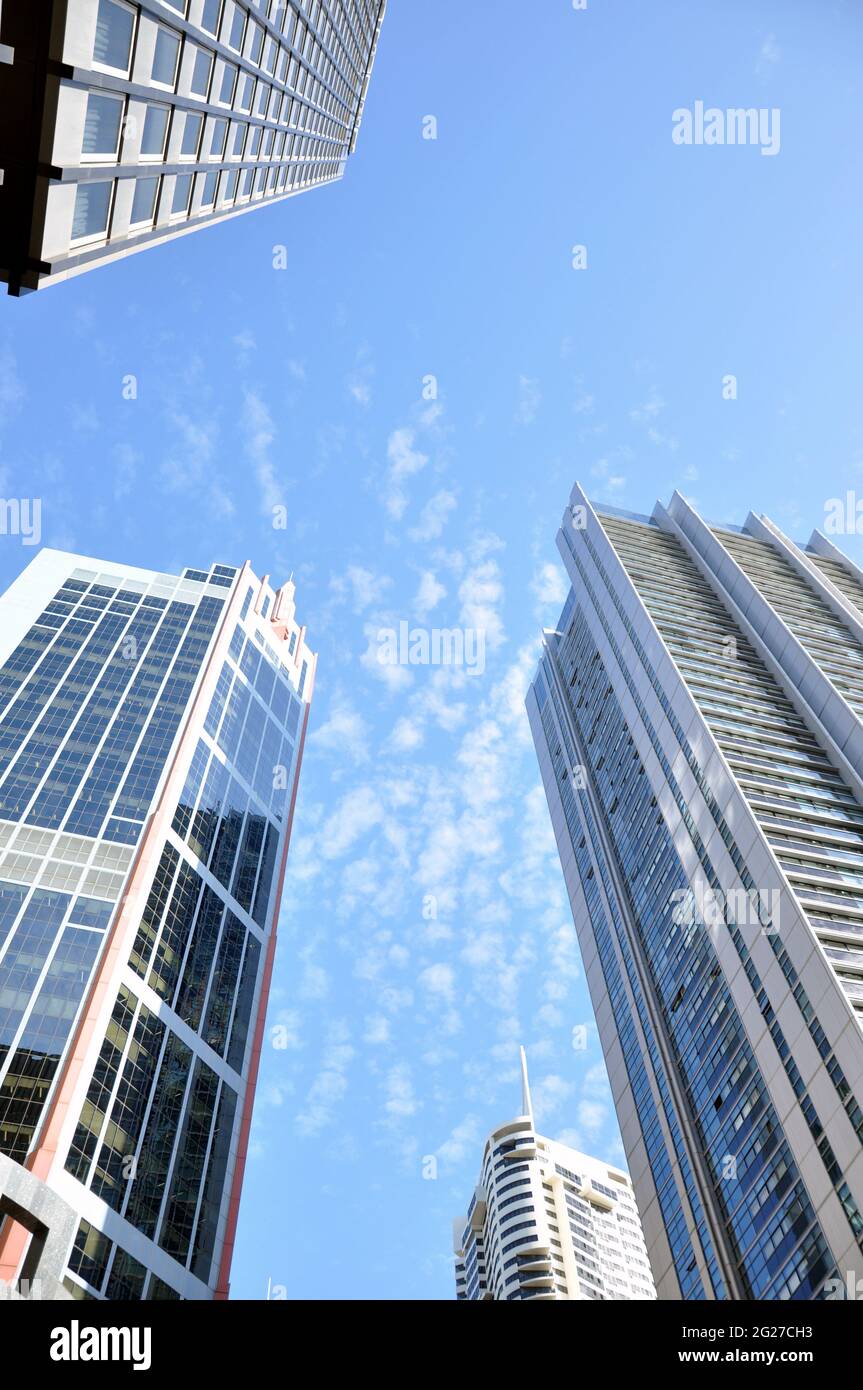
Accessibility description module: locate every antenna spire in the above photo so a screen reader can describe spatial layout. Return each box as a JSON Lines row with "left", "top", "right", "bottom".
{"left": 519, "top": 1046, "right": 534, "bottom": 1124}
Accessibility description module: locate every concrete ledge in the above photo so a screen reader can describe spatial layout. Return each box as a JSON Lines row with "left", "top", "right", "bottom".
{"left": 0, "top": 1153, "right": 76, "bottom": 1301}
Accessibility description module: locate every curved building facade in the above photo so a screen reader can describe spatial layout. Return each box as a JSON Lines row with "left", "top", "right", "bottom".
{"left": 453, "top": 1049, "right": 656, "bottom": 1301}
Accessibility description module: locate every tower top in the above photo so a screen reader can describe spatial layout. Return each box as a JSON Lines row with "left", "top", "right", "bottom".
{"left": 519, "top": 1046, "right": 534, "bottom": 1124}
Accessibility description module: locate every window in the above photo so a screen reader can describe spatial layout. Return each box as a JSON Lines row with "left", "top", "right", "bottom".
{"left": 248, "top": 126, "right": 262, "bottom": 157}
{"left": 152, "top": 27, "right": 181, "bottom": 87}
{"left": 71, "top": 181, "right": 113, "bottom": 243}
{"left": 130, "top": 175, "right": 160, "bottom": 226}
{"left": 219, "top": 63, "right": 237, "bottom": 105}
{"left": 209, "top": 118, "right": 228, "bottom": 158}
{"left": 82, "top": 91, "right": 124, "bottom": 160}
{"left": 93, "top": 0, "right": 135, "bottom": 73}
{"left": 201, "top": 170, "right": 219, "bottom": 207}
{"left": 255, "top": 84, "right": 269, "bottom": 116}
{"left": 171, "top": 173, "right": 193, "bottom": 215}
{"left": 180, "top": 113, "right": 203, "bottom": 158}
{"left": 239, "top": 167, "right": 253, "bottom": 198}
{"left": 190, "top": 48, "right": 213, "bottom": 99}
{"left": 237, "top": 73, "right": 254, "bottom": 112}
{"left": 140, "top": 104, "right": 170, "bottom": 158}
{"left": 161, "top": 0, "right": 186, "bottom": 11}
{"left": 201, "top": 0, "right": 223, "bottom": 34}
{"left": 248, "top": 22, "right": 264, "bottom": 64}
{"left": 221, "top": 167, "right": 240, "bottom": 202}
{"left": 231, "top": 122, "right": 247, "bottom": 157}
{"left": 227, "top": 2, "right": 246, "bottom": 51}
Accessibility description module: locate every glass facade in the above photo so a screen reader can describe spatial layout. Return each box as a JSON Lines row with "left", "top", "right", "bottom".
{"left": 0, "top": 550, "right": 312, "bottom": 1301}
{"left": 0, "top": 567, "right": 222, "bottom": 1164}
{"left": 529, "top": 490, "right": 863, "bottom": 1300}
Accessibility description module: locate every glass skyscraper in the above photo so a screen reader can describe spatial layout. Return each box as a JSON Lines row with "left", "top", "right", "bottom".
{"left": 0, "top": 547, "right": 313, "bottom": 1300}
{"left": 527, "top": 486, "right": 863, "bottom": 1301}
{"left": 0, "top": 0, "right": 386, "bottom": 294}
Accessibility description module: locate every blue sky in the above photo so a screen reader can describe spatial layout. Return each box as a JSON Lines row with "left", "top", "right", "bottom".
{"left": 1, "top": 0, "right": 862, "bottom": 1300}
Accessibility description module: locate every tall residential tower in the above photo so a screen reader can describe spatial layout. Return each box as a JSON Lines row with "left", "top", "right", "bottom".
{"left": 453, "top": 1048, "right": 656, "bottom": 1301}
{"left": 0, "top": 0, "right": 386, "bottom": 294}
{"left": 528, "top": 488, "right": 863, "bottom": 1301}
{"left": 0, "top": 548, "right": 314, "bottom": 1300}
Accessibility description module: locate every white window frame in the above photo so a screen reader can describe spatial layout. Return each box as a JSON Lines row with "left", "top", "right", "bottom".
{"left": 169, "top": 171, "right": 194, "bottom": 219}
{"left": 208, "top": 116, "right": 228, "bottom": 159}
{"left": 150, "top": 24, "right": 183, "bottom": 92}
{"left": 69, "top": 179, "right": 116, "bottom": 248}
{"left": 91, "top": 0, "right": 138, "bottom": 78}
{"left": 220, "top": 166, "right": 240, "bottom": 203}
{"left": 138, "top": 102, "right": 172, "bottom": 162}
{"left": 200, "top": 0, "right": 224, "bottom": 38}
{"left": 200, "top": 169, "right": 219, "bottom": 208}
{"left": 178, "top": 111, "right": 204, "bottom": 160}
{"left": 80, "top": 89, "right": 126, "bottom": 164}
{"left": 189, "top": 46, "right": 214, "bottom": 100}
{"left": 128, "top": 174, "right": 162, "bottom": 229}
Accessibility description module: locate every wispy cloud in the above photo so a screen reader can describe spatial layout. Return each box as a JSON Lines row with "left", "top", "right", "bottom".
{"left": 515, "top": 375, "right": 541, "bottom": 426}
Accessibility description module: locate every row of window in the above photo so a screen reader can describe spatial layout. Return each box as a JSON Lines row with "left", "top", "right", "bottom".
{"left": 0, "top": 577, "right": 222, "bottom": 845}
{"left": 94, "top": 0, "right": 362, "bottom": 132}
{"left": 71, "top": 158, "right": 334, "bottom": 245}
{"left": 82, "top": 87, "right": 340, "bottom": 166}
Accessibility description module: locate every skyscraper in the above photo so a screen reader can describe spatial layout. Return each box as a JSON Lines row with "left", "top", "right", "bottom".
{"left": 0, "top": 547, "right": 314, "bottom": 1300}
{"left": 453, "top": 1048, "right": 656, "bottom": 1301}
{"left": 527, "top": 487, "right": 863, "bottom": 1301}
{"left": 0, "top": 0, "right": 386, "bottom": 295}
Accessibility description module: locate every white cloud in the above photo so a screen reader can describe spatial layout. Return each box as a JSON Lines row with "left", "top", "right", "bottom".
{"left": 408, "top": 489, "right": 457, "bottom": 542}
{"left": 414, "top": 569, "right": 446, "bottom": 618}
{"left": 458, "top": 557, "right": 505, "bottom": 650}
{"left": 385, "top": 428, "right": 429, "bottom": 519}
{"left": 347, "top": 349, "right": 374, "bottom": 406}
{"left": 243, "top": 388, "right": 284, "bottom": 516}
{"left": 331, "top": 565, "right": 391, "bottom": 612}
{"left": 310, "top": 697, "right": 370, "bottom": 764}
{"left": 320, "top": 786, "right": 384, "bottom": 860}
{"left": 591, "top": 456, "right": 627, "bottom": 494}
{"left": 0, "top": 347, "right": 24, "bottom": 427}
{"left": 383, "top": 1063, "right": 420, "bottom": 1119}
{"left": 757, "top": 32, "right": 780, "bottom": 74}
{"left": 530, "top": 561, "right": 567, "bottom": 607}
{"left": 364, "top": 1015, "right": 391, "bottom": 1045}
{"left": 387, "top": 717, "right": 424, "bottom": 753}
{"left": 531, "top": 1073, "right": 574, "bottom": 1125}
{"left": 629, "top": 388, "right": 664, "bottom": 423}
{"left": 359, "top": 621, "right": 414, "bottom": 691}
{"left": 418, "top": 962, "right": 456, "bottom": 1002}
{"left": 299, "top": 961, "right": 330, "bottom": 1001}
{"left": 436, "top": 1114, "right": 482, "bottom": 1170}
{"left": 295, "top": 1024, "right": 355, "bottom": 1136}
{"left": 515, "top": 375, "right": 541, "bottom": 426}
